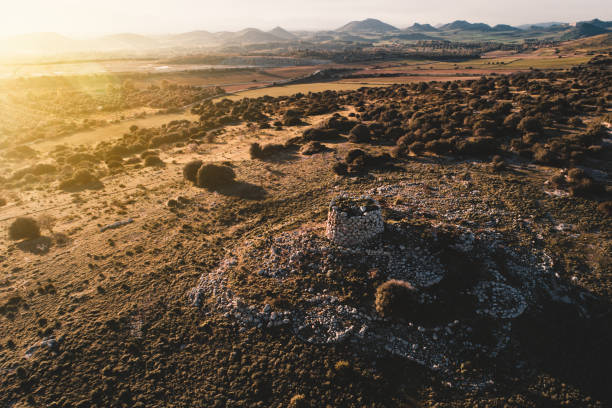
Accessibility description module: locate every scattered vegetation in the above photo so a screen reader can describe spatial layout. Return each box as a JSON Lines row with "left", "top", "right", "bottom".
{"left": 59, "top": 169, "right": 102, "bottom": 191}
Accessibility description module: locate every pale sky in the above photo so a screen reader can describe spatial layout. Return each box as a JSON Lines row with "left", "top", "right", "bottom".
{"left": 2, "top": 0, "right": 610, "bottom": 36}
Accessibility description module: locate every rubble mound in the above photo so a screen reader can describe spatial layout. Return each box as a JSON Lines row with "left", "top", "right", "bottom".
{"left": 188, "top": 192, "right": 581, "bottom": 390}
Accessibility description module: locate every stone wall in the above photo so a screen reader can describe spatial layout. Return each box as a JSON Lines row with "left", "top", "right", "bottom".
{"left": 325, "top": 195, "right": 384, "bottom": 247}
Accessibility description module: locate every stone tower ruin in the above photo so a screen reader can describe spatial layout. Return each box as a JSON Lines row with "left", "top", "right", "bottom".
{"left": 325, "top": 195, "right": 384, "bottom": 247}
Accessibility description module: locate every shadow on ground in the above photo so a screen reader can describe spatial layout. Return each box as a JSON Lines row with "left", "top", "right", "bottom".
{"left": 217, "top": 181, "right": 268, "bottom": 200}
{"left": 16, "top": 236, "right": 53, "bottom": 255}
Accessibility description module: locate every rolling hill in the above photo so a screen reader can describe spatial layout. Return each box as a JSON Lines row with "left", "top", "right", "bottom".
{"left": 95, "top": 33, "right": 160, "bottom": 50}
{"left": 225, "top": 28, "right": 285, "bottom": 44}
{"left": 165, "top": 30, "right": 220, "bottom": 46}
{"left": 337, "top": 18, "right": 399, "bottom": 33}
{"left": 406, "top": 23, "right": 439, "bottom": 32}
{"left": 561, "top": 22, "right": 610, "bottom": 41}
{"left": 440, "top": 20, "right": 494, "bottom": 31}
{"left": 268, "top": 26, "right": 297, "bottom": 40}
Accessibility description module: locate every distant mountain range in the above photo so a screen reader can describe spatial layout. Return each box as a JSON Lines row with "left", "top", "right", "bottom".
{"left": 1, "top": 17, "right": 610, "bottom": 57}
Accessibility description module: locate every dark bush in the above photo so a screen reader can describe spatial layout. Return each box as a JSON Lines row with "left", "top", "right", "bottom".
{"left": 517, "top": 116, "right": 543, "bottom": 134}
{"left": 375, "top": 280, "right": 418, "bottom": 318}
{"left": 568, "top": 117, "right": 584, "bottom": 127}
{"left": 348, "top": 124, "right": 371, "bottom": 143}
{"left": 597, "top": 201, "right": 612, "bottom": 216}
{"left": 144, "top": 155, "right": 165, "bottom": 167}
{"left": 8, "top": 217, "right": 40, "bottom": 240}
{"left": 59, "top": 169, "right": 101, "bottom": 191}
{"left": 332, "top": 162, "right": 348, "bottom": 176}
{"left": 249, "top": 143, "right": 263, "bottom": 159}
{"left": 0, "top": 198, "right": 6, "bottom": 207}
{"left": 196, "top": 164, "right": 236, "bottom": 189}
{"left": 300, "top": 141, "right": 324, "bottom": 155}
{"left": 549, "top": 171, "right": 567, "bottom": 189}
{"left": 567, "top": 168, "right": 586, "bottom": 182}
{"left": 409, "top": 141, "right": 425, "bottom": 155}
{"left": 490, "top": 155, "right": 506, "bottom": 172}
{"left": 425, "top": 139, "right": 453, "bottom": 155}
{"left": 249, "top": 143, "right": 285, "bottom": 160}
{"left": 302, "top": 127, "right": 340, "bottom": 142}
{"left": 140, "top": 150, "right": 160, "bottom": 159}
{"left": 183, "top": 160, "right": 204, "bottom": 183}
{"left": 569, "top": 177, "right": 604, "bottom": 197}
{"left": 324, "top": 115, "right": 359, "bottom": 132}
{"left": 345, "top": 149, "right": 366, "bottom": 164}
{"left": 532, "top": 146, "right": 558, "bottom": 165}
{"left": 456, "top": 137, "right": 497, "bottom": 157}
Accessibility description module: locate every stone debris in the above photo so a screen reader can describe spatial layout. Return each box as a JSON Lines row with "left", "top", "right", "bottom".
{"left": 472, "top": 281, "right": 528, "bottom": 319}
{"left": 100, "top": 218, "right": 134, "bottom": 232}
{"left": 24, "top": 337, "right": 59, "bottom": 359}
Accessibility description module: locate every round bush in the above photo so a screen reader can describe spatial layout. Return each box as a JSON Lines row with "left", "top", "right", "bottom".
{"left": 567, "top": 168, "right": 586, "bottom": 182}
{"left": 375, "top": 279, "right": 418, "bottom": 318}
{"left": 183, "top": 160, "right": 203, "bottom": 183}
{"left": 331, "top": 162, "right": 348, "bottom": 176}
{"left": 8, "top": 217, "right": 40, "bottom": 240}
{"left": 597, "top": 201, "right": 612, "bottom": 217}
{"left": 144, "top": 155, "right": 164, "bottom": 167}
{"left": 196, "top": 164, "right": 236, "bottom": 189}
{"left": 409, "top": 141, "right": 425, "bottom": 155}
{"left": 249, "top": 143, "right": 263, "bottom": 159}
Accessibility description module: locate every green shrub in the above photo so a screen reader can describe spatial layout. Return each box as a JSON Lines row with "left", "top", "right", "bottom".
{"left": 8, "top": 217, "right": 40, "bottom": 240}
{"left": 196, "top": 164, "right": 236, "bottom": 189}
{"left": 183, "top": 160, "right": 203, "bottom": 183}
{"left": 375, "top": 280, "right": 418, "bottom": 318}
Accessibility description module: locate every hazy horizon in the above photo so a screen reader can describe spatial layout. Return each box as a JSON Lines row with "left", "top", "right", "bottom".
{"left": 2, "top": 0, "right": 611, "bottom": 37}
